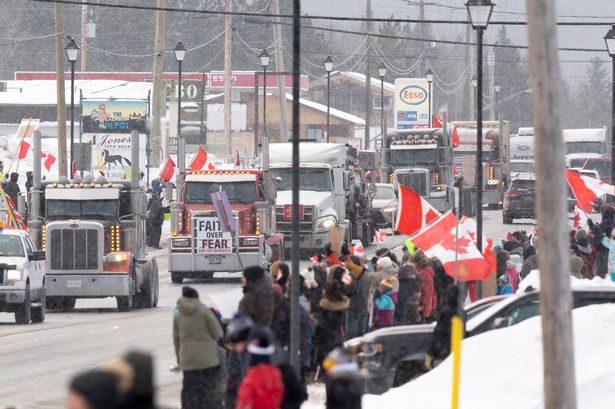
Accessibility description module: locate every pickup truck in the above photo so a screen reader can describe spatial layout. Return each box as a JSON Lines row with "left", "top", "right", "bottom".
{"left": 358, "top": 288, "right": 615, "bottom": 394}
{"left": 0, "top": 228, "right": 46, "bottom": 324}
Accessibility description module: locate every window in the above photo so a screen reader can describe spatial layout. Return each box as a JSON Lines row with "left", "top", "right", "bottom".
{"left": 566, "top": 142, "right": 603, "bottom": 155}
{"left": 46, "top": 200, "right": 119, "bottom": 221}
{"left": 375, "top": 185, "right": 395, "bottom": 200}
{"left": 511, "top": 179, "right": 535, "bottom": 190}
{"left": 185, "top": 181, "right": 256, "bottom": 204}
{"left": 270, "top": 168, "right": 333, "bottom": 192}
{"left": 502, "top": 299, "right": 541, "bottom": 327}
{"left": 0, "top": 236, "right": 25, "bottom": 257}
{"left": 510, "top": 162, "right": 535, "bottom": 173}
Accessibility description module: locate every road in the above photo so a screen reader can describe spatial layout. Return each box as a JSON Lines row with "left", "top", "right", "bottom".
{"left": 0, "top": 210, "right": 536, "bottom": 408}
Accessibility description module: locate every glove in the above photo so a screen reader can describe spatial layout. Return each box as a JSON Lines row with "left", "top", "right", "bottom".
{"left": 424, "top": 354, "right": 433, "bottom": 370}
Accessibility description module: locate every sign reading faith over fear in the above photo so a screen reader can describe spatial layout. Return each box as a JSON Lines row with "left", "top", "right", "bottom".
{"left": 394, "top": 78, "right": 431, "bottom": 129}
{"left": 194, "top": 217, "right": 233, "bottom": 254}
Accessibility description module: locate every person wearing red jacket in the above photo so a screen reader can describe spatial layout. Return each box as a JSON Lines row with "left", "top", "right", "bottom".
{"left": 236, "top": 328, "right": 284, "bottom": 409}
{"left": 413, "top": 251, "right": 436, "bottom": 322}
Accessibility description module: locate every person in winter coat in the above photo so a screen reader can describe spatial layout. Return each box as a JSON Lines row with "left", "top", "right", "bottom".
{"left": 593, "top": 205, "right": 615, "bottom": 278}
{"left": 520, "top": 246, "right": 538, "bottom": 280}
{"left": 239, "top": 266, "right": 274, "bottom": 327}
{"left": 4, "top": 172, "right": 20, "bottom": 206}
{"left": 496, "top": 274, "right": 513, "bottom": 295}
{"left": 570, "top": 254, "right": 586, "bottom": 279}
{"left": 146, "top": 191, "right": 164, "bottom": 248}
{"left": 225, "top": 314, "right": 255, "bottom": 409}
{"left": 413, "top": 251, "right": 436, "bottom": 322}
{"left": 25, "top": 171, "right": 33, "bottom": 193}
{"left": 425, "top": 284, "right": 461, "bottom": 370}
{"left": 573, "top": 229, "right": 595, "bottom": 279}
{"left": 314, "top": 266, "right": 350, "bottom": 369}
{"left": 68, "top": 369, "right": 120, "bottom": 409}
{"left": 496, "top": 249, "right": 510, "bottom": 280}
{"left": 372, "top": 256, "right": 400, "bottom": 293}
{"left": 235, "top": 327, "right": 284, "bottom": 409}
{"left": 272, "top": 262, "right": 290, "bottom": 297}
{"left": 173, "top": 286, "right": 224, "bottom": 409}
{"left": 278, "top": 363, "right": 308, "bottom": 409}
{"left": 104, "top": 350, "right": 158, "bottom": 409}
{"left": 271, "top": 262, "right": 291, "bottom": 348}
{"left": 395, "top": 264, "right": 422, "bottom": 325}
{"left": 342, "top": 255, "right": 371, "bottom": 339}
{"left": 588, "top": 218, "right": 615, "bottom": 280}
{"left": 372, "top": 278, "right": 397, "bottom": 329}
{"left": 430, "top": 257, "right": 452, "bottom": 315}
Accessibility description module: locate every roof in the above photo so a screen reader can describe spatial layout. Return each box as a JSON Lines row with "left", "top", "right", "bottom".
{"left": 327, "top": 71, "right": 395, "bottom": 92}
{"left": 285, "top": 93, "right": 365, "bottom": 125}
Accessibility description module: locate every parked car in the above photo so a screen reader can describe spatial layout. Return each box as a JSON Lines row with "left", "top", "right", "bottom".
{"left": 582, "top": 157, "right": 612, "bottom": 184}
{"left": 503, "top": 176, "right": 536, "bottom": 224}
{"left": 371, "top": 183, "right": 398, "bottom": 229}
{"left": 0, "top": 228, "right": 46, "bottom": 324}
{"left": 358, "top": 288, "right": 615, "bottom": 394}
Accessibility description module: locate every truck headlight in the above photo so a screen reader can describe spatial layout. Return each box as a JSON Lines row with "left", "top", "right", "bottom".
{"left": 315, "top": 215, "right": 337, "bottom": 231}
{"left": 171, "top": 238, "right": 191, "bottom": 248}
{"left": 6, "top": 269, "right": 23, "bottom": 285}
{"left": 104, "top": 252, "right": 129, "bottom": 263}
{"left": 382, "top": 205, "right": 397, "bottom": 214}
{"left": 240, "top": 237, "right": 260, "bottom": 247}
{"left": 487, "top": 179, "right": 499, "bottom": 186}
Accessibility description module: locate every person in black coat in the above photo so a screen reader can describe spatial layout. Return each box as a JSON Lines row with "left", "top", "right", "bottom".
{"left": 278, "top": 363, "right": 308, "bottom": 409}
{"left": 146, "top": 191, "right": 164, "bottom": 248}
{"left": 430, "top": 257, "right": 453, "bottom": 316}
{"left": 425, "top": 284, "right": 463, "bottom": 370}
{"left": 4, "top": 172, "right": 20, "bottom": 205}
{"left": 394, "top": 264, "right": 422, "bottom": 326}
{"left": 593, "top": 205, "right": 615, "bottom": 278}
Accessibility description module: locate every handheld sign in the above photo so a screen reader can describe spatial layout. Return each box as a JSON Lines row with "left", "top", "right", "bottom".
{"left": 211, "top": 191, "right": 236, "bottom": 233}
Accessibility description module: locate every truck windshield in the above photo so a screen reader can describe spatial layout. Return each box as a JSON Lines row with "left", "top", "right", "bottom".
{"left": 185, "top": 181, "right": 256, "bottom": 204}
{"left": 566, "top": 142, "right": 603, "bottom": 155}
{"left": 270, "top": 168, "right": 332, "bottom": 192}
{"left": 390, "top": 149, "right": 437, "bottom": 167}
{"left": 0, "top": 235, "right": 25, "bottom": 257}
{"left": 46, "top": 200, "right": 118, "bottom": 220}
{"left": 510, "top": 162, "right": 535, "bottom": 173}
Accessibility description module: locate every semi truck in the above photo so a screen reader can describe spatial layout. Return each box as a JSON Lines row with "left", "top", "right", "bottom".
{"left": 563, "top": 128, "right": 607, "bottom": 168}
{"left": 168, "top": 169, "right": 284, "bottom": 283}
{"left": 381, "top": 127, "right": 455, "bottom": 212}
{"left": 268, "top": 143, "right": 375, "bottom": 254}
{"left": 27, "top": 131, "right": 159, "bottom": 311}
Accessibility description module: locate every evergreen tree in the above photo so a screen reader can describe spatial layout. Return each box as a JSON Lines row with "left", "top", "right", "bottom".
{"left": 572, "top": 57, "right": 610, "bottom": 128}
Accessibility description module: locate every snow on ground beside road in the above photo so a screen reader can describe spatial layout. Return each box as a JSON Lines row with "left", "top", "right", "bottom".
{"left": 518, "top": 270, "right": 615, "bottom": 293}
{"left": 363, "top": 303, "right": 615, "bottom": 409}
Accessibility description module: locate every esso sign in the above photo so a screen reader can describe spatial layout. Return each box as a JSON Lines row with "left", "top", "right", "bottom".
{"left": 400, "top": 86, "right": 428, "bottom": 105}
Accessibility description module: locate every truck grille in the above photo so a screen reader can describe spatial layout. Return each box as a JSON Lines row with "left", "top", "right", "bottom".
{"left": 0, "top": 267, "right": 4, "bottom": 285}
{"left": 397, "top": 173, "right": 428, "bottom": 196}
{"left": 49, "top": 228, "right": 99, "bottom": 271}
{"left": 275, "top": 206, "right": 314, "bottom": 233}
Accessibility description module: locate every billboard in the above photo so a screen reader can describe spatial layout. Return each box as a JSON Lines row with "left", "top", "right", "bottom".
{"left": 83, "top": 132, "right": 147, "bottom": 180}
{"left": 394, "top": 78, "right": 431, "bottom": 129}
{"left": 82, "top": 99, "right": 148, "bottom": 134}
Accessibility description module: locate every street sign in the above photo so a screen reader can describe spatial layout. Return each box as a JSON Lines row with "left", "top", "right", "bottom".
{"left": 165, "top": 79, "right": 203, "bottom": 103}
{"left": 394, "top": 78, "right": 431, "bottom": 129}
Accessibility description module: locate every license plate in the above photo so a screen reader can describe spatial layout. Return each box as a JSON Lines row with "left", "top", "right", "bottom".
{"left": 66, "top": 280, "right": 82, "bottom": 288}
{"left": 207, "top": 255, "right": 224, "bottom": 265}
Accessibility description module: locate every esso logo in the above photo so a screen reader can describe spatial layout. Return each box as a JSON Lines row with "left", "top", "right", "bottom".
{"left": 400, "top": 86, "right": 428, "bottom": 105}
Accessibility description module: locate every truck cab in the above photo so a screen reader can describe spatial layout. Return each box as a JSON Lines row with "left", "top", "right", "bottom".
{"left": 168, "top": 169, "right": 283, "bottom": 283}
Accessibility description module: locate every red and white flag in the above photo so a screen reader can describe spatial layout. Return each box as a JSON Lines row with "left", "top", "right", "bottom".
{"left": 409, "top": 210, "right": 456, "bottom": 252}
{"left": 235, "top": 150, "right": 241, "bottom": 168}
{"left": 566, "top": 169, "right": 615, "bottom": 213}
{"left": 374, "top": 228, "right": 387, "bottom": 244}
{"left": 190, "top": 146, "right": 215, "bottom": 170}
{"left": 18, "top": 139, "right": 30, "bottom": 160}
{"left": 573, "top": 205, "right": 589, "bottom": 230}
{"left": 159, "top": 156, "right": 177, "bottom": 182}
{"left": 424, "top": 231, "right": 491, "bottom": 281}
{"left": 42, "top": 152, "right": 56, "bottom": 172}
{"left": 352, "top": 241, "right": 365, "bottom": 258}
{"left": 395, "top": 185, "right": 441, "bottom": 236}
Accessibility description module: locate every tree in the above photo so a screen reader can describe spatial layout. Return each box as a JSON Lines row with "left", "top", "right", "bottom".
{"left": 571, "top": 57, "right": 610, "bottom": 128}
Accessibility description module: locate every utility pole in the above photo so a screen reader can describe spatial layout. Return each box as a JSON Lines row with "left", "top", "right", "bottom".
{"left": 224, "top": 0, "right": 233, "bottom": 158}
{"left": 465, "top": 22, "right": 473, "bottom": 120}
{"left": 364, "top": 0, "right": 372, "bottom": 150}
{"left": 151, "top": 0, "right": 165, "bottom": 167}
{"left": 271, "top": 0, "right": 289, "bottom": 143}
{"left": 54, "top": 3, "right": 68, "bottom": 177}
{"left": 525, "top": 1, "right": 577, "bottom": 408}
{"left": 488, "top": 48, "right": 496, "bottom": 120}
{"left": 80, "top": 4, "right": 87, "bottom": 70}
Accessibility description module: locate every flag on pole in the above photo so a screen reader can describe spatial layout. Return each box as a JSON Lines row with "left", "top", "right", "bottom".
{"left": 42, "top": 152, "right": 56, "bottom": 172}
{"left": 190, "top": 146, "right": 208, "bottom": 170}
{"left": 352, "top": 241, "right": 365, "bottom": 258}
{"left": 566, "top": 169, "right": 615, "bottom": 213}
{"left": 18, "top": 140, "right": 30, "bottom": 160}
{"left": 374, "top": 228, "right": 387, "bottom": 244}
{"left": 409, "top": 210, "right": 456, "bottom": 252}
{"left": 395, "top": 185, "right": 441, "bottom": 236}
{"left": 1, "top": 186, "right": 26, "bottom": 230}
{"left": 159, "top": 156, "right": 177, "bottom": 182}
{"left": 573, "top": 205, "right": 589, "bottom": 230}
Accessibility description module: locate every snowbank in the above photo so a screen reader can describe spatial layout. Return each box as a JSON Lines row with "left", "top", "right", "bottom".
{"left": 518, "top": 269, "right": 615, "bottom": 293}
{"left": 363, "top": 304, "right": 615, "bottom": 409}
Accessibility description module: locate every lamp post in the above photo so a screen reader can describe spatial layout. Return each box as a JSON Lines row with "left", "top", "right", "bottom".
{"left": 259, "top": 49, "right": 270, "bottom": 153}
{"left": 324, "top": 56, "right": 334, "bottom": 142}
{"left": 605, "top": 25, "right": 615, "bottom": 184}
{"left": 174, "top": 41, "right": 186, "bottom": 192}
{"left": 467, "top": 0, "right": 494, "bottom": 298}
{"left": 65, "top": 38, "right": 80, "bottom": 178}
{"left": 378, "top": 64, "right": 387, "bottom": 150}
{"left": 426, "top": 68, "right": 434, "bottom": 127}
{"left": 494, "top": 84, "right": 501, "bottom": 119}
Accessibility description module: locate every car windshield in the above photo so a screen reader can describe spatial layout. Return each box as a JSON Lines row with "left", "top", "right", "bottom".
{"left": 270, "top": 168, "right": 332, "bottom": 192}
{"left": 510, "top": 162, "right": 535, "bottom": 173}
{"left": 391, "top": 149, "right": 437, "bottom": 167}
{"left": 46, "top": 200, "right": 118, "bottom": 220}
{"left": 511, "top": 180, "right": 535, "bottom": 190}
{"left": 184, "top": 181, "right": 256, "bottom": 204}
{"left": 0, "top": 235, "right": 25, "bottom": 257}
{"left": 584, "top": 160, "right": 611, "bottom": 177}
{"left": 566, "top": 142, "right": 603, "bottom": 155}
{"left": 375, "top": 185, "right": 395, "bottom": 200}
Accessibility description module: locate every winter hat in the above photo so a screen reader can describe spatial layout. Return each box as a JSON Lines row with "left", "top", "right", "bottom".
{"left": 70, "top": 370, "right": 119, "bottom": 409}
{"left": 300, "top": 267, "right": 318, "bottom": 289}
{"left": 182, "top": 286, "right": 199, "bottom": 299}
{"left": 397, "top": 264, "right": 417, "bottom": 280}
{"left": 575, "top": 229, "right": 589, "bottom": 247}
{"left": 247, "top": 327, "right": 276, "bottom": 367}
{"left": 377, "top": 257, "right": 393, "bottom": 269}
{"left": 379, "top": 278, "right": 395, "bottom": 290}
{"left": 346, "top": 255, "right": 364, "bottom": 277}
{"left": 227, "top": 314, "right": 255, "bottom": 343}
{"left": 243, "top": 265, "right": 265, "bottom": 283}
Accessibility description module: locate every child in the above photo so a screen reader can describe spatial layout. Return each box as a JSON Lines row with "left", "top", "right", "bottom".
{"left": 496, "top": 274, "right": 513, "bottom": 295}
{"left": 372, "top": 278, "right": 396, "bottom": 329}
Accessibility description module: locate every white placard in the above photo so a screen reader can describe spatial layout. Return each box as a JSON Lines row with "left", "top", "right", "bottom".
{"left": 194, "top": 217, "right": 233, "bottom": 254}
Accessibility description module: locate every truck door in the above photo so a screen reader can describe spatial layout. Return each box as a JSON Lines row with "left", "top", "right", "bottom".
{"left": 24, "top": 236, "right": 44, "bottom": 290}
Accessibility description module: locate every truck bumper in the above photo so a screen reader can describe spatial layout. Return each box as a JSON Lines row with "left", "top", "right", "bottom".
{"left": 0, "top": 288, "right": 26, "bottom": 308}
{"left": 168, "top": 250, "right": 266, "bottom": 274}
{"left": 45, "top": 274, "right": 130, "bottom": 297}
{"left": 282, "top": 230, "right": 329, "bottom": 253}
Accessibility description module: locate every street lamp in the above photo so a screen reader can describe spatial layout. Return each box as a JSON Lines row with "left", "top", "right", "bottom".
{"left": 494, "top": 84, "right": 501, "bottom": 119}
{"left": 426, "top": 69, "right": 434, "bottom": 127}
{"left": 324, "top": 56, "right": 334, "bottom": 142}
{"left": 467, "top": 0, "right": 494, "bottom": 298}
{"left": 378, "top": 64, "right": 387, "bottom": 150}
{"left": 174, "top": 41, "right": 186, "bottom": 191}
{"left": 260, "top": 49, "right": 270, "bottom": 149}
{"left": 604, "top": 25, "right": 615, "bottom": 184}
{"left": 65, "top": 37, "right": 80, "bottom": 178}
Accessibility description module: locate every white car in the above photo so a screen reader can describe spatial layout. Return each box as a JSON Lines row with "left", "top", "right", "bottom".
{"left": 0, "top": 228, "right": 46, "bottom": 324}
{"left": 371, "top": 183, "right": 398, "bottom": 228}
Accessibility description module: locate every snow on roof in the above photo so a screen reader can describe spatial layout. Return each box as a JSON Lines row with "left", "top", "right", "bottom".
{"left": 285, "top": 93, "right": 365, "bottom": 125}
{"left": 0, "top": 80, "right": 152, "bottom": 105}
{"left": 329, "top": 71, "right": 395, "bottom": 92}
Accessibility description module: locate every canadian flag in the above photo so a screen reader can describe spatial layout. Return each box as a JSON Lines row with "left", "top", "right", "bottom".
{"left": 18, "top": 139, "right": 31, "bottom": 160}
{"left": 410, "top": 210, "right": 456, "bottom": 251}
{"left": 40, "top": 152, "right": 56, "bottom": 172}
{"left": 395, "top": 185, "right": 441, "bottom": 236}
{"left": 573, "top": 205, "right": 589, "bottom": 230}
{"left": 458, "top": 215, "right": 489, "bottom": 251}
{"left": 425, "top": 232, "right": 491, "bottom": 281}
{"left": 159, "top": 156, "right": 177, "bottom": 182}
{"left": 451, "top": 127, "right": 460, "bottom": 148}
{"left": 432, "top": 116, "right": 460, "bottom": 147}
{"left": 190, "top": 146, "right": 215, "bottom": 170}
{"left": 352, "top": 241, "right": 365, "bottom": 258}
{"left": 566, "top": 169, "right": 615, "bottom": 213}
{"left": 374, "top": 228, "right": 387, "bottom": 244}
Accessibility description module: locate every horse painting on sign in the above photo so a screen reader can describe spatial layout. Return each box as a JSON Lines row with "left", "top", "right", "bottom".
{"left": 102, "top": 149, "right": 132, "bottom": 169}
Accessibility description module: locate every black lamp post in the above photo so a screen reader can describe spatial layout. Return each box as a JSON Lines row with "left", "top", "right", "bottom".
{"left": 324, "top": 56, "right": 334, "bottom": 142}
{"left": 174, "top": 41, "right": 186, "bottom": 189}
{"left": 260, "top": 49, "right": 270, "bottom": 149}
{"left": 426, "top": 69, "right": 434, "bottom": 127}
{"left": 378, "top": 64, "right": 387, "bottom": 149}
{"left": 467, "top": 0, "right": 494, "bottom": 298}
{"left": 65, "top": 38, "right": 80, "bottom": 178}
{"left": 605, "top": 25, "right": 615, "bottom": 184}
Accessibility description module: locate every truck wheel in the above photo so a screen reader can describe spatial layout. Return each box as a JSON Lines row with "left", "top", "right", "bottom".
{"left": 15, "top": 284, "right": 31, "bottom": 324}
{"left": 117, "top": 294, "right": 133, "bottom": 312}
{"left": 138, "top": 262, "right": 159, "bottom": 309}
{"left": 503, "top": 214, "right": 513, "bottom": 224}
{"left": 31, "top": 285, "right": 46, "bottom": 323}
{"left": 171, "top": 272, "right": 184, "bottom": 284}
{"left": 63, "top": 298, "right": 76, "bottom": 311}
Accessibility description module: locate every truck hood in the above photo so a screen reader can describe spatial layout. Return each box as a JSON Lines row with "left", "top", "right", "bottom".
{"left": 276, "top": 191, "right": 335, "bottom": 217}
{"left": 0, "top": 256, "right": 28, "bottom": 269}
{"left": 185, "top": 203, "right": 253, "bottom": 214}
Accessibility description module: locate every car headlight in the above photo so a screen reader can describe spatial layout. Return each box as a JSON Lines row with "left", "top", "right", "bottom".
{"left": 430, "top": 184, "right": 446, "bottom": 192}
{"left": 104, "top": 252, "right": 129, "bottom": 263}
{"left": 315, "top": 215, "right": 337, "bottom": 231}
{"left": 382, "top": 205, "right": 397, "bottom": 214}
{"left": 171, "top": 238, "right": 191, "bottom": 248}
{"left": 6, "top": 269, "right": 23, "bottom": 285}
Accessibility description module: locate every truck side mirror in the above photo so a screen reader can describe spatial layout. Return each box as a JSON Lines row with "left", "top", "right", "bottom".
{"left": 343, "top": 173, "right": 350, "bottom": 191}
{"left": 30, "top": 250, "right": 46, "bottom": 261}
